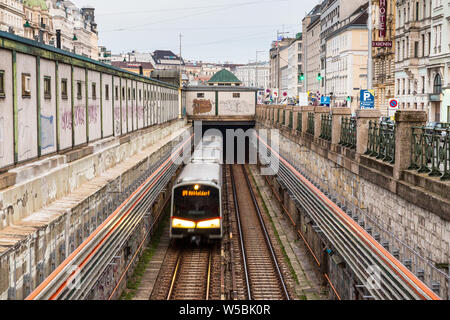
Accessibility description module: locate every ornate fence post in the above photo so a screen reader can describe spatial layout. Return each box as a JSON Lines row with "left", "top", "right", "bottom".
{"left": 314, "top": 107, "right": 330, "bottom": 139}
{"left": 356, "top": 109, "right": 381, "bottom": 157}
{"left": 301, "top": 106, "right": 314, "bottom": 134}
{"left": 393, "top": 110, "right": 427, "bottom": 180}
{"left": 332, "top": 108, "right": 351, "bottom": 145}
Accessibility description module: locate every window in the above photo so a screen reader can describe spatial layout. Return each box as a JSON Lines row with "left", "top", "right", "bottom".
{"left": 92, "top": 83, "right": 97, "bottom": 100}
{"left": 61, "top": 79, "right": 68, "bottom": 99}
{"left": 133, "top": 88, "right": 135, "bottom": 100}
{"left": 197, "top": 93, "right": 204, "bottom": 98}
{"left": 0, "top": 70, "right": 5, "bottom": 97}
{"left": 128, "top": 88, "right": 131, "bottom": 99}
{"left": 139, "top": 89, "right": 142, "bottom": 101}
{"left": 433, "top": 74, "right": 442, "bottom": 94}
{"left": 22, "top": 73, "right": 31, "bottom": 97}
{"left": 76, "top": 81, "right": 82, "bottom": 99}
{"left": 105, "top": 84, "right": 109, "bottom": 100}
{"left": 233, "top": 93, "right": 240, "bottom": 98}
{"left": 44, "top": 76, "right": 51, "bottom": 99}
{"left": 115, "top": 86, "right": 119, "bottom": 100}
{"left": 414, "top": 41, "right": 419, "bottom": 57}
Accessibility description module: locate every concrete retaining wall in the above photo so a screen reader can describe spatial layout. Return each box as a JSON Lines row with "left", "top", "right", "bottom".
{"left": 0, "top": 120, "right": 189, "bottom": 299}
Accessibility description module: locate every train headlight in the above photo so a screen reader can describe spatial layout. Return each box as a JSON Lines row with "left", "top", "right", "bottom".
{"left": 197, "top": 218, "right": 221, "bottom": 229}
{"left": 172, "top": 218, "right": 196, "bottom": 229}
{"left": 194, "top": 184, "right": 200, "bottom": 190}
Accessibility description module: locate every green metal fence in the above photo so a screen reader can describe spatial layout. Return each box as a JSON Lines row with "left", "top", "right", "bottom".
{"left": 288, "top": 111, "right": 293, "bottom": 129}
{"left": 366, "top": 121, "right": 396, "bottom": 164}
{"left": 297, "top": 113, "right": 302, "bottom": 132}
{"left": 307, "top": 112, "right": 315, "bottom": 135}
{"left": 409, "top": 125, "right": 450, "bottom": 181}
{"left": 319, "top": 114, "right": 332, "bottom": 141}
{"left": 339, "top": 117, "right": 357, "bottom": 149}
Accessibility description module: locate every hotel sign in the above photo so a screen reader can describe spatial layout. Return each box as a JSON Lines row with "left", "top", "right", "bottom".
{"left": 372, "top": 41, "right": 392, "bottom": 47}
{"left": 379, "top": 0, "right": 387, "bottom": 38}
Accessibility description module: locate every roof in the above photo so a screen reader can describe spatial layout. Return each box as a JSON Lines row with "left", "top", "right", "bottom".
{"left": 152, "top": 50, "right": 183, "bottom": 64}
{"left": 177, "top": 163, "right": 221, "bottom": 186}
{"left": 207, "top": 69, "right": 242, "bottom": 84}
{"left": 24, "top": 0, "right": 48, "bottom": 10}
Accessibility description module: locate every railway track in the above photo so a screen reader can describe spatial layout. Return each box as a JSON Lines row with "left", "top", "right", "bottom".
{"left": 230, "top": 164, "right": 291, "bottom": 300}
{"left": 150, "top": 242, "right": 221, "bottom": 300}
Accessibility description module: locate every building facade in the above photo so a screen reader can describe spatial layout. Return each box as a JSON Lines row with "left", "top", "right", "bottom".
{"left": 428, "top": 0, "right": 449, "bottom": 122}
{"left": 394, "top": 0, "right": 432, "bottom": 119}
{"left": 287, "top": 35, "right": 303, "bottom": 99}
{"left": 320, "top": 0, "right": 367, "bottom": 96}
{"left": 0, "top": 0, "right": 24, "bottom": 37}
{"left": 325, "top": 4, "right": 369, "bottom": 112}
{"left": 302, "top": 5, "right": 322, "bottom": 104}
{"left": 371, "top": 0, "right": 396, "bottom": 115}
{"left": 23, "top": 0, "right": 54, "bottom": 44}
{"left": 233, "top": 61, "right": 269, "bottom": 89}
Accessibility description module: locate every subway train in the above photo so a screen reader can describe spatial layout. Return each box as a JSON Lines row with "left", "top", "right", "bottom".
{"left": 170, "top": 134, "right": 223, "bottom": 242}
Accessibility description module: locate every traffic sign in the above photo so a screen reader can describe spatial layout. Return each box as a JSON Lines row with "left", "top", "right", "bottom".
{"left": 321, "top": 96, "right": 330, "bottom": 106}
{"left": 389, "top": 99, "right": 398, "bottom": 109}
{"left": 360, "top": 90, "right": 375, "bottom": 109}
{"left": 388, "top": 98, "right": 399, "bottom": 117}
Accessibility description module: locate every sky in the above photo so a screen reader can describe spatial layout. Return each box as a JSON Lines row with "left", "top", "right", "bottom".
{"left": 70, "top": 0, "right": 320, "bottom": 64}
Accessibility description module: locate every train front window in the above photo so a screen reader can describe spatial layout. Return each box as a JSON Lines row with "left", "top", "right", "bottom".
{"left": 173, "top": 185, "right": 219, "bottom": 220}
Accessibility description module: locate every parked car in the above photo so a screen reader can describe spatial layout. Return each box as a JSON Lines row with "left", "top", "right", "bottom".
{"left": 424, "top": 122, "right": 449, "bottom": 136}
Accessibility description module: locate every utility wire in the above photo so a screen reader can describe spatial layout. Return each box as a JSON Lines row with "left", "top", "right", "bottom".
{"left": 101, "top": 0, "right": 290, "bottom": 32}
{"left": 98, "top": 0, "right": 289, "bottom": 17}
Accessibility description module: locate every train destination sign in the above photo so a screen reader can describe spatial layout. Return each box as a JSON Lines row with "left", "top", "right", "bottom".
{"left": 182, "top": 190, "right": 211, "bottom": 197}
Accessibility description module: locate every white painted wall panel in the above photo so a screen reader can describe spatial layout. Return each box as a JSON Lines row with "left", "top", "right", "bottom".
{"left": 17, "top": 53, "right": 38, "bottom": 162}
{"left": 87, "top": 70, "right": 101, "bottom": 141}
{"left": 102, "top": 73, "right": 113, "bottom": 138}
{"left": 40, "top": 58, "right": 57, "bottom": 156}
{"left": 73, "top": 67, "right": 87, "bottom": 146}
{"left": 0, "top": 49, "right": 14, "bottom": 168}
{"left": 58, "top": 63, "right": 73, "bottom": 151}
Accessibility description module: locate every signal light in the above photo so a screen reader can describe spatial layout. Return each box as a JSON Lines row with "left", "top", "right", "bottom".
{"left": 317, "top": 73, "right": 322, "bottom": 81}
{"left": 347, "top": 96, "right": 351, "bottom": 102}
{"left": 298, "top": 73, "right": 305, "bottom": 81}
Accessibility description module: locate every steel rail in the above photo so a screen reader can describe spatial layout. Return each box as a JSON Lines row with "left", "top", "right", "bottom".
{"left": 54, "top": 152, "right": 181, "bottom": 300}
{"left": 67, "top": 161, "right": 180, "bottom": 300}
{"left": 206, "top": 249, "right": 212, "bottom": 301}
{"left": 241, "top": 165, "right": 290, "bottom": 300}
{"left": 255, "top": 132, "right": 441, "bottom": 300}
{"left": 26, "top": 134, "right": 193, "bottom": 300}
{"left": 166, "top": 251, "right": 182, "bottom": 300}
{"left": 229, "top": 165, "right": 252, "bottom": 300}
{"left": 59, "top": 148, "right": 183, "bottom": 300}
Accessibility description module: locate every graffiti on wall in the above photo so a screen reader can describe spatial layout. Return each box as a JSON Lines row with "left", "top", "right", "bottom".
{"left": 88, "top": 105, "right": 98, "bottom": 124}
{"left": 192, "top": 99, "right": 213, "bottom": 115}
{"left": 222, "top": 100, "right": 250, "bottom": 114}
{"left": 137, "top": 106, "right": 144, "bottom": 121}
{"left": 18, "top": 107, "right": 32, "bottom": 159}
{"left": 74, "top": 106, "right": 85, "bottom": 126}
{"left": 114, "top": 107, "right": 121, "bottom": 135}
{"left": 62, "top": 110, "right": 72, "bottom": 131}
{"left": 40, "top": 115, "right": 55, "bottom": 150}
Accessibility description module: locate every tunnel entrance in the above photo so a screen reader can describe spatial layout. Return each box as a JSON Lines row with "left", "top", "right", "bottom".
{"left": 195, "top": 121, "right": 256, "bottom": 164}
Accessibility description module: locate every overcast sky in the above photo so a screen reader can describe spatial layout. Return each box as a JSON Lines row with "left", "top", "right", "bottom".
{"left": 70, "top": 0, "right": 320, "bottom": 64}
